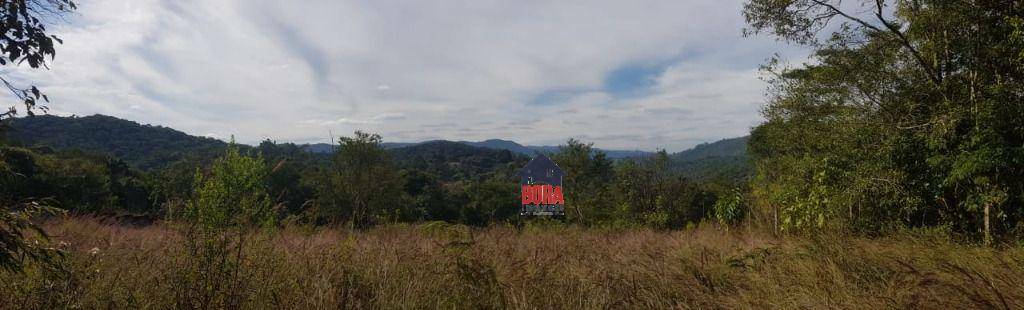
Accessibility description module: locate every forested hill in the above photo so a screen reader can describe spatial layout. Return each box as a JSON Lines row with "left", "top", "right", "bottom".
{"left": 669, "top": 136, "right": 751, "bottom": 183}
{"left": 672, "top": 136, "right": 748, "bottom": 162}
{"left": 463, "top": 139, "right": 653, "bottom": 159}
{"left": 6, "top": 114, "right": 231, "bottom": 170}
{"left": 3, "top": 115, "right": 529, "bottom": 177}
{"left": 389, "top": 140, "right": 528, "bottom": 181}
{"left": 5, "top": 114, "right": 751, "bottom": 183}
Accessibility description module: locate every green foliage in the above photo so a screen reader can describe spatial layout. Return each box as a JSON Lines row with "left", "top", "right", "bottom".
{"left": 713, "top": 188, "right": 745, "bottom": 226}
{"left": 0, "top": 200, "right": 64, "bottom": 273}
{"left": 668, "top": 136, "right": 752, "bottom": 185}
{"left": 672, "top": 136, "right": 749, "bottom": 162}
{"left": 390, "top": 140, "right": 527, "bottom": 182}
{"left": 0, "top": 0, "right": 79, "bottom": 275}
{"left": 0, "top": 1, "right": 77, "bottom": 121}
{"left": 316, "top": 131, "right": 406, "bottom": 227}
{"left": 552, "top": 142, "right": 717, "bottom": 228}
{"left": 615, "top": 151, "right": 715, "bottom": 229}
{"left": 146, "top": 160, "right": 199, "bottom": 215}
{"left": 744, "top": 0, "right": 1024, "bottom": 240}
{"left": 0, "top": 145, "right": 67, "bottom": 275}
{"left": 0, "top": 146, "right": 153, "bottom": 215}
{"left": 3, "top": 114, "right": 741, "bottom": 230}
{"left": 4, "top": 113, "right": 748, "bottom": 230}
{"left": 181, "top": 145, "right": 273, "bottom": 230}
{"left": 550, "top": 139, "right": 616, "bottom": 224}
{"left": 254, "top": 140, "right": 320, "bottom": 216}
{"left": 7, "top": 115, "right": 233, "bottom": 170}
{"left": 460, "top": 177, "right": 519, "bottom": 226}
{"left": 402, "top": 169, "right": 455, "bottom": 221}
{"left": 170, "top": 145, "right": 277, "bottom": 308}
{"left": 671, "top": 156, "right": 751, "bottom": 185}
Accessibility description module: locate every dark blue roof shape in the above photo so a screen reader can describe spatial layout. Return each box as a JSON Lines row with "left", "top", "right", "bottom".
{"left": 518, "top": 153, "right": 565, "bottom": 185}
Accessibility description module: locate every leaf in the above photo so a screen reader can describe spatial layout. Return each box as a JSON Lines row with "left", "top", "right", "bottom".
{"left": 9, "top": 46, "right": 20, "bottom": 61}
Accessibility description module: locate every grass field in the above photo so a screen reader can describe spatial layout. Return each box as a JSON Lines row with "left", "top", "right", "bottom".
{"left": 2, "top": 218, "right": 1023, "bottom": 309}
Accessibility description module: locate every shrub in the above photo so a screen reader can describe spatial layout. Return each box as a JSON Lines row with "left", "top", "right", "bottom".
{"left": 171, "top": 145, "right": 275, "bottom": 308}
{"left": 181, "top": 146, "right": 273, "bottom": 229}
{"left": 713, "top": 188, "right": 745, "bottom": 226}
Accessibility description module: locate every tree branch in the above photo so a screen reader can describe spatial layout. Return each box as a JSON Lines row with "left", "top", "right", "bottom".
{"left": 808, "top": 0, "right": 943, "bottom": 88}
{"left": 873, "top": 0, "right": 943, "bottom": 86}
{"left": 810, "top": 0, "right": 882, "bottom": 32}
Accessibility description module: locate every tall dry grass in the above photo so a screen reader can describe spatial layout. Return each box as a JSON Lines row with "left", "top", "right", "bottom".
{"left": 1, "top": 218, "right": 1022, "bottom": 309}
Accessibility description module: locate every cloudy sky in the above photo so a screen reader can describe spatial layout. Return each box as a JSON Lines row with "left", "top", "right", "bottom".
{"left": 6, "top": 0, "right": 805, "bottom": 152}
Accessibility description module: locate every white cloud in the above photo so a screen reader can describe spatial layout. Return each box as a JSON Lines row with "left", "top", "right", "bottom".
{"left": 5, "top": 0, "right": 805, "bottom": 151}
{"left": 303, "top": 112, "right": 407, "bottom": 126}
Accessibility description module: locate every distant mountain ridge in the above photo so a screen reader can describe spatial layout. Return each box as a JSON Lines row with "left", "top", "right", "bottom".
{"left": 306, "top": 138, "right": 655, "bottom": 159}
{"left": 668, "top": 136, "right": 750, "bottom": 183}
{"left": 671, "top": 136, "right": 748, "bottom": 162}
{"left": 5, "top": 114, "right": 750, "bottom": 181}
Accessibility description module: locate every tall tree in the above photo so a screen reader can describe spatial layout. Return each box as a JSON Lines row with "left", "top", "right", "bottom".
{"left": 317, "top": 131, "right": 406, "bottom": 227}
{"left": 744, "top": 0, "right": 1024, "bottom": 241}
{"left": 551, "top": 139, "right": 615, "bottom": 225}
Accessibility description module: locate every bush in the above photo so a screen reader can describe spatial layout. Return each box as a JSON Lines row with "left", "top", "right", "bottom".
{"left": 181, "top": 146, "right": 273, "bottom": 229}
{"left": 171, "top": 145, "right": 275, "bottom": 308}
{"left": 713, "top": 188, "right": 745, "bottom": 226}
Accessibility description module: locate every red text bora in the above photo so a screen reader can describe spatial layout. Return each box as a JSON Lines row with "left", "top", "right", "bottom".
{"left": 521, "top": 184, "right": 565, "bottom": 205}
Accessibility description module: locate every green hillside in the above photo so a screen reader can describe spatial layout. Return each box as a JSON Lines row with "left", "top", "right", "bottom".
{"left": 6, "top": 115, "right": 231, "bottom": 170}
{"left": 669, "top": 136, "right": 751, "bottom": 183}
{"left": 671, "top": 136, "right": 748, "bottom": 162}
{"left": 5, "top": 114, "right": 752, "bottom": 184}
{"left": 5, "top": 115, "right": 529, "bottom": 181}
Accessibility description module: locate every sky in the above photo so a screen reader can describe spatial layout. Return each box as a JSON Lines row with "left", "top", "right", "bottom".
{"left": 5, "top": 0, "right": 806, "bottom": 152}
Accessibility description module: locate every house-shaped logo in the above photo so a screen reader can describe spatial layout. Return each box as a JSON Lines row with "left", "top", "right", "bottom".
{"left": 518, "top": 153, "right": 565, "bottom": 216}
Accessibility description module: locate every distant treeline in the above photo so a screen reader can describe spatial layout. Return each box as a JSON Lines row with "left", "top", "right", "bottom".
{"left": 6, "top": 114, "right": 751, "bottom": 180}
{"left": 0, "top": 126, "right": 745, "bottom": 228}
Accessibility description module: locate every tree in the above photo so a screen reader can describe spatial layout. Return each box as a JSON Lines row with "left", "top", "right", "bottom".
{"left": 317, "top": 131, "right": 405, "bottom": 227}
{"left": 0, "top": 147, "right": 64, "bottom": 272}
{"left": 461, "top": 177, "right": 518, "bottom": 226}
{"left": 551, "top": 139, "right": 615, "bottom": 225}
{"left": 615, "top": 151, "right": 715, "bottom": 228}
{"left": 713, "top": 188, "right": 745, "bottom": 227}
{"left": 0, "top": 199, "right": 61, "bottom": 272}
{"left": 744, "top": 0, "right": 1024, "bottom": 241}
{"left": 0, "top": 0, "right": 77, "bottom": 122}
{"left": 254, "top": 139, "right": 318, "bottom": 217}
{"left": 0, "top": 0, "right": 77, "bottom": 273}
{"left": 175, "top": 145, "right": 274, "bottom": 308}
{"left": 182, "top": 145, "right": 273, "bottom": 230}
{"left": 402, "top": 169, "right": 453, "bottom": 222}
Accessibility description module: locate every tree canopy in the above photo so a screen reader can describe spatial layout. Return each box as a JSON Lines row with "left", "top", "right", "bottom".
{"left": 0, "top": 0, "right": 76, "bottom": 121}
{"left": 744, "top": 0, "right": 1024, "bottom": 241}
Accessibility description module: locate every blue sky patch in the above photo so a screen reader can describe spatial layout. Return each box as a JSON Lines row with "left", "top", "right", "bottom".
{"left": 601, "top": 59, "right": 677, "bottom": 99}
